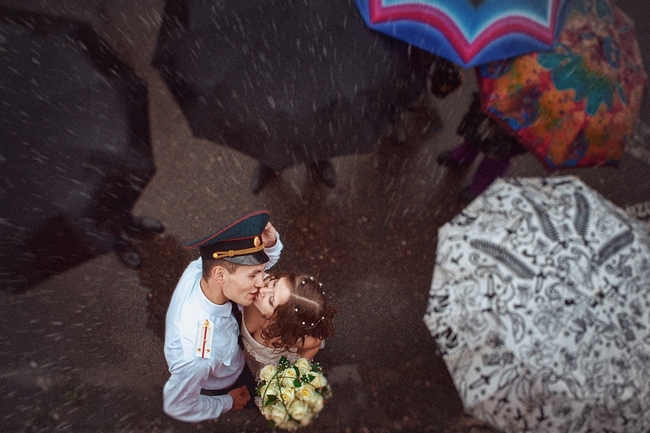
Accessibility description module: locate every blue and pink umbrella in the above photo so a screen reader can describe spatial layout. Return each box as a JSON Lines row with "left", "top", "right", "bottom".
{"left": 355, "top": 0, "right": 572, "bottom": 68}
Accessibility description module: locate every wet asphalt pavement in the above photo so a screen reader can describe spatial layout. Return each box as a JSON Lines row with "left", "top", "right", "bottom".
{"left": 2, "top": 1, "right": 650, "bottom": 432}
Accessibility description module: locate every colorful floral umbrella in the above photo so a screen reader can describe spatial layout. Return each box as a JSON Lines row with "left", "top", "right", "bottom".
{"left": 355, "top": 0, "right": 571, "bottom": 68}
{"left": 424, "top": 176, "right": 650, "bottom": 432}
{"left": 477, "top": 0, "right": 648, "bottom": 170}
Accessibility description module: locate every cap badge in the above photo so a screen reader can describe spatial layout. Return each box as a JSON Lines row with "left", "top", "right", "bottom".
{"left": 210, "top": 240, "right": 266, "bottom": 260}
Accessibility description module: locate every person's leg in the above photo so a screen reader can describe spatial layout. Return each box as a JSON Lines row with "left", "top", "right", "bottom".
{"left": 115, "top": 237, "right": 141, "bottom": 269}
{"left": 436, "top": 141, "right": 479, "bottom": 167}
{"left": 462, "top": 155, "right": 511, "bottom": 200}
{"left": 310, "top": 159, "right": 336, "bottom": 188}
{"left": 117, "top": 212, "right": 165, "bottom": 269}
{"left": 252, "top": 163, "right": 276, "bottom": 194}
{"left": 123, "top": 213, "right": 164, "bottom": 234}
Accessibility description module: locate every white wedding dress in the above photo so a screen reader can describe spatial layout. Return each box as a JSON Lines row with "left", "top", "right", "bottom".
{"left": 241, "top": 309, "right": 300, "bottom": 377}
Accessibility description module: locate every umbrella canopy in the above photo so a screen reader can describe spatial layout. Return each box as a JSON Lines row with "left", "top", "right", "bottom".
{"left": 424, "top": 176, "right": 650, "bottom": 432}
{"left": 152, "top": 0, "right": 431, "bottom": 171}
{"left": 477, "top": 0, "right": 648, "bottom": 170}
{"left": 0, "top": 9, "right": 155, "bottom": 291}
{"left": 355, "top": 0, "right": 571, "bottom": 68}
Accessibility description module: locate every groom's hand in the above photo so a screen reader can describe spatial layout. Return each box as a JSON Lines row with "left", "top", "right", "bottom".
{"left": 261, "top": 222, "right": 277, "bottom": 248}
{"left": 228, "top": 385, "right": 251, "bottom": 410}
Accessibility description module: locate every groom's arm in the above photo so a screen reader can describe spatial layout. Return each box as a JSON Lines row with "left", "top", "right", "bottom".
{"left": 261, "top": 222, "right": 282, "bottom": 269}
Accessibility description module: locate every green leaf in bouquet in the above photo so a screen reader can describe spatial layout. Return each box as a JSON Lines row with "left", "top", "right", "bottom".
{"left": 305, "top": 374, "right": 315, "bottom": 383}
{"left": 264, "top": 394, "right": 278, "bottom": 407}
{"left": 268, "top": 420, "right": 276, "bottom": 430}
{"left": 311, "top": 362, "right": 323, "bottom": 372}
{"left": 293, "top": 379, "right": 302, "bottom": 387}
{"left": 278, "top": 356, "right": 290, "bottom": 370}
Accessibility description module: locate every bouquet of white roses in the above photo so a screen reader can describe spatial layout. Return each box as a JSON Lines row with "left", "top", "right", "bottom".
{"left": 256, "top": 356, "right": 331, "bottom": 431}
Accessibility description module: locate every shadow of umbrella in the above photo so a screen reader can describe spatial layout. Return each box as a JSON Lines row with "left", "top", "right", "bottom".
{"left": 0, "top": 8, "right": 155, "bottom": 291}
{"left": 136, "top": 234, "right": 192, "bottom": 340}
{"left": 151, "top": 0, "right": 432, "bottom": 177}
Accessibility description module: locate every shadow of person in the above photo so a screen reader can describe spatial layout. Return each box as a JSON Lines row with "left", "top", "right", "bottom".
{"left": 136, "top": 233, "right": 193, "bottom": 340}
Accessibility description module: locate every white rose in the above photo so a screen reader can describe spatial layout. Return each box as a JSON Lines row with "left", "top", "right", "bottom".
{"left": 303, "top": 387, "right": 322, "bottom": 406}
{"left": 309, "top": 372, "right": 328, "bottom": 389}
{"left": 261, "top": 381, "right": 279, "bottom": 397}
{"left": 288, "top": 400, "right": 310, "bottom": 422}
{"left": 260, "top": 403, "right": 272, "bottom": 417}
{"left": 284, "top": 419, "right": 300, "bottom": 431}
{"left": 269, "top": 403, "right": 289, "bottom": 425}
{"left": 259, "top": 383, "right": 281, "bottom": 409}
{"left": 294, "top": 358, "right": 311, "bottom": 375}
{"left": 259, "top": 364, "right": 278, "bottom": 382}
{"left": 280, "top": 385, "right": 295, "bottom": 406}
{"left": 281, "top": 377, "right": 297, "bottom": 388}
{"left": 280, "top": 367, "right": 298, "bottom": 380}
{"left": 296, "top": 384, "right": 314, "bottom": 402}
{"left": 310, "top": 394, "right": 325, "bottom": 413}
{"left": 299, "top": 412, "right": 314, "bottom": 426}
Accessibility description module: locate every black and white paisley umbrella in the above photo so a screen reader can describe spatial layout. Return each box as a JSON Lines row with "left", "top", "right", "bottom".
{"left": 424, "top": 176, "right": 650, "bottom": 433}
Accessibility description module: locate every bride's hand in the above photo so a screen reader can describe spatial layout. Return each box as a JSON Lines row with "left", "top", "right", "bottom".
{"left": 261, "top": 222, "right": 277, "bottom": 247}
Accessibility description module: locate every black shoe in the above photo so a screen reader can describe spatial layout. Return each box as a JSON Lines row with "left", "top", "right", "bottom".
{"left": 115, "top": 238, "right": 141, "bottom": 269}
{"left": 252, "top": 163, "right": 276, "bottom": 194}
{"left": 436, "top": 150, "right": 473, "bottom": 168}
{"left": 124, "top": 215, "right": 165, "bottom": 234}
{"left": 312, "top": 160, "right": 336, "bottom": 188}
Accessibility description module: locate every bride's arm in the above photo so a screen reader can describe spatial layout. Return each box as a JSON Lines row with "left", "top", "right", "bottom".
{"left": 296, "top": 336, "right": 323, "bottom": 360}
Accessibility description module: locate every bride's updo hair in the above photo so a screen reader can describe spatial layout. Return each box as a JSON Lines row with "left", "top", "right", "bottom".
{"left": 262, "top": 273, "right": 337, "bottom": 351}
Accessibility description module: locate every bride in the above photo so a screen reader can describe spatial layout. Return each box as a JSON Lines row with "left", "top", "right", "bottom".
{"left": 241, "top": 273, "right": 337, "bottom": 376}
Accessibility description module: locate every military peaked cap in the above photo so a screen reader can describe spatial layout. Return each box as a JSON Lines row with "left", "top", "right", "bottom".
{"left": 184, "top": 210, "right": 270, "bottom": 265}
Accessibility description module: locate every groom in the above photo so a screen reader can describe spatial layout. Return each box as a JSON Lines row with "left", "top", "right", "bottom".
{"left": 162, "top": 210, "right": 283, "bottom": 422}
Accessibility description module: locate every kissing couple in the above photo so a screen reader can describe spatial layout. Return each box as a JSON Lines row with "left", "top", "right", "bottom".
{"left": 161, "top": 210, "right": 337, "bottom": 423}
